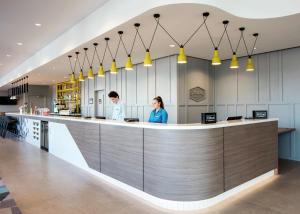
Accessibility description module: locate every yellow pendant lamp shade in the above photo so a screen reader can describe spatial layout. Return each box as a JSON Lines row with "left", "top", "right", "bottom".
{"left": 78, "top": 70, "right": 84, "bottom": 81}
{"left": 110, "top": 59, "right": 118, "bottom": 74}
{"left": 70, "top": 72, "right": 76, "bottom": 83}
{"left": 212, "top": 48, "right": 221, "bottom": 65}
{"left": 230, "top": 53, "right": 239, "bottom": 69}
{"left": 177, "top": 45, "right": 187, "bottom": 64}
{"left": 88, "top": 66, "right": 94, "bottom": 79}
{"left": 98, "top": 64, "right": 105, "bottom": 77}
{"left": 125, "top": 55, "right": 133, "bottom": 71}
{"left": 246, "top": 56, "right": 255, "bottom": 72}
{"left": 144, "top": 49, "right": 152, "bottom": 67}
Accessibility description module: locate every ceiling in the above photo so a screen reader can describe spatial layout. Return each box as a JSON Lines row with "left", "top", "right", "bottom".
{"left": 2, "top": 2, "right": 300, "bottom": 88}
{"left": 0, "top": 0, "right": 109, "bottom": 77}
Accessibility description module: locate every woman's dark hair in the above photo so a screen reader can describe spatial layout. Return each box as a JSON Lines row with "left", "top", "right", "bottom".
{"left": 153, "top": 96, "right": 164, "bottom": 109}
{"left": 108, "top": 91, "right": 119, "bottom": 98}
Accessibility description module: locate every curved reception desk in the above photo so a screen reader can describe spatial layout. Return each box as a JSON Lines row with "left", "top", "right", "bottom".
{"left": 7, "top": 113, "right": 278, "bottom": 211}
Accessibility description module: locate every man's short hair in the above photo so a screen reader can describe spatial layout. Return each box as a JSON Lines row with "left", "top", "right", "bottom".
{"left": 108, "top": 91, "right": 119, "bottom": 98}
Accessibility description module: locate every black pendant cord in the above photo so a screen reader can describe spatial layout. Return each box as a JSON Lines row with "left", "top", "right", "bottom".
{"left": 129, "top": 27, "right": 139, "bottom": 55}
{"left": 68, "top": 55, "right": 74, "bottom": 74}
{"left": 216, "top": 22, "right": 228, "bottom": 49}
{"left": 136, "top": 18, "right": 159, "bottom": 51}
{"left": 81, "top": 49, "right": 87, "bottom": 70}
{"left": 203, "top": 14, "right": 216, "bottom": 49}
{"left": 119, "top": 31, "right": 130, "bottom": 56}
{"left": 106, "top": 38, "right": 114, "bottom": 60}
{"left": 235, "top": 31, "right": 243, "bottom": 54}
{"left": 250, "top": 33, "right": 259, "bottom": 56}
{"left": 183, "top": 20, "right": 206, "bottom": 47}
{"left": 100, "top": 41, "right": 108, "bottom": 64}
{"left": 114, "top": 34, "right": 122, "bottom": 59}
{"left": 241, "top": 30, "right": 250, "bottom": 56}
{"left": 75, "top": 52, "right": 82, "bottom": 72}
{"left": 84, "top": 48, "right": 92, "bottom": 68}
{"left": 90, "top": 44, "right": 97, "bottom": 67}
{"left": 224, "top": 23, "right": 234, "bottom": 53}
{"left": 154, "top": 15, "right": 181, "bottom": 47}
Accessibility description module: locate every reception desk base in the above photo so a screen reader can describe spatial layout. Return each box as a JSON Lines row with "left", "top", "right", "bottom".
{"left": 7, "top": 113, "right": 278, "bottom": 211}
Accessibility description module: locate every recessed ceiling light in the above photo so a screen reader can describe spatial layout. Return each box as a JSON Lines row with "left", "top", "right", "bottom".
{"left": 6, "top": 54, "right": 11, "bottom": 57}
{"left": 64, "top": 76, "right": 68, "bottom": 79}
{"left": 254, "top": 47, "right": 257, "bottom": 50}
{"left": 17, "top": 42, "right": 23, "bottom": 46}
{"left": 35, "top": 23, "right": 42, "bottom": 27}
{"left": 169, "top": 44, "right": 176, "bottom": 48}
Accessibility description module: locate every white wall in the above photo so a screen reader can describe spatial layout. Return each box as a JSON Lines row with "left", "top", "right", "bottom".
{"left": 80, "top": 55, "right": 178, "bottom": 123}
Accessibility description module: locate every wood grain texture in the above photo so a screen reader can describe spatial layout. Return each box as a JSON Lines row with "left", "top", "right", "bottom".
{"left": 144, "top": 128, "right": 224, "bottom": 201}
{"left": 224, "top": 121, "right": 278, "bottom": 190}
{"left": 65, "top": 121, "right": 101, "bottom": 172}
{"left": 100, "top": 124, "right": 143, "bottom": 190}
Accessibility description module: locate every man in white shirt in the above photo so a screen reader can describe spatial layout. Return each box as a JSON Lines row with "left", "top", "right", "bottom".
{"left": 108, "top": 91, "right": 126, "bottom": 121}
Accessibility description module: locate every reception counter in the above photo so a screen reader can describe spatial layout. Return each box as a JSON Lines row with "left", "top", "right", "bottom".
{"left": 6, "top": 113, "right": 278, "bottom": 211}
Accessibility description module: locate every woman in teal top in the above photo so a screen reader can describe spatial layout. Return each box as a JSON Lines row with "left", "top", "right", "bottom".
{"left": 148, "top": 96, "right": 168, "bottom": 123}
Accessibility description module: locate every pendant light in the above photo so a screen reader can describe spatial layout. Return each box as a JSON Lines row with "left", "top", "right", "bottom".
{"left": 246, "top": 33, "right": 259, "bottom": 72}
{"left": 98, "top": 64, "right": 105, "bottom": 77}
{"left": 202, "top": 12, "right": 226, "bottom": 66}
{"left": 83, "top": 47, "right": 94, "bottom": 79}
{"left": 68, "top": 55, "right": 76, "bottom": 83}
{"left": 94, "top": 40, "right": 107, "bottom": 77}
{"left": 136, "top": 15, "right": 160, "bottom": 67}
{"left": 105, "top": 37, "right": 118, "bottom": 74}
{"left": 223, "top": 21, "right": 240, "bottom": 69}
{"left": 154, "top": 13, "right": 207, "bottom": 64}
{"left": 240, "top": 28, "right": 259, "bottom": 72}
{"left": 119, "top": 29, "right": 138, "bottom": 70}
{"left": 74, "top": 52, "right": 84, "bottom": 81}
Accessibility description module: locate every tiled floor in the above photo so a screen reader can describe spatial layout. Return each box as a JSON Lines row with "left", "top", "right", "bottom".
{"left": 0, "top": 139, "right": 300, "bottom": 214}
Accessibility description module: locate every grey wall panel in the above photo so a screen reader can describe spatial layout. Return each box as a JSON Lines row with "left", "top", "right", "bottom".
{"left": 170, "top": 55, "right": 178, "bottom": 105}
{"left": 136, "top": 64, "right": 148, "bottom": 105}
{"left": 100, "top": 125, "right": 143, "bottom": 190}
{"left": 137, "top": 106, "right": 144, "bottom": 122}
{"left": 237, "top": 57, "right": 258, "bottom": 104}
{"left": 121, "top": 68, "right": 127, "bottom": 103}
{"left": 88, "top": 78, "right": 95, "bottom": 116}
{"left": 224, "top": 121, "right": 278, "bottom": 190}
{"left": 236, "top": 104, "right": 246, "bottom": 117}
{"left": 177, "top": 63, "right": 186, "bottom": 106}
{"left": 227, "top": 104, "right": 236, "bottom": 117}
{"left": 110, "top": 72, "right": 117, "bottom": 92}
{"left": 156, "top": 57, "right": 171, "bottom": 104}
{"left": 148, "top": 61, "right": 156, "bottom": 105}
{"left": 187, "top": 105, "right": 208, "bottom": 123}
{"left": 165, "top": 105, "right": 177, "bottom": 124}
{"left": 293, "top": 104, "right": 300, "bottom": 160}
{"left": 126, "top": 106, "right": 132, "bottom": 118}
{"left": 215, "top": 60, "right": 237, "bottom": 104}
{"left": 282, "top": 48, "right": 300, "bottom": 103}
{"left": 215, "top": 105, "right": 227, "bottom": 121}
{"left": 144, "top": 128, "right": 224, "bottom": 201}
{"left": 269, "top": 51, "right": 282, "bottom": 103}
{"left": 143, "top": 106, "right": 152, "bottom": 123}
{"left": 187, "top": 57, "right": 210, "bottom": 105}
{"left": 126, "top": 66, "right": 137, "bottom": 105}
{"left": 116, "top": 68, "right": 122, "bottom": 98}
{"left": 131, "top": 106, "right": 138, "bottom": 118}
{"left": 95, "top": 76, "right": 105, "bottom": 91}
{"left": 269, "top": 104, "right": 292, "bottom": 127}
{"left": 258, "top": 54, "right": 270, "bottom": 103}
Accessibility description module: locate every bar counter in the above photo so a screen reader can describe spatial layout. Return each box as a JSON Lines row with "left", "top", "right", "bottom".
{"left": 6, "top": 113, "right": 278, "bottom": 211}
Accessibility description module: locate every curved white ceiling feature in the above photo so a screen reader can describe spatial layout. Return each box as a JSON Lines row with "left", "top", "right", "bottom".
{"left": 1, "top": 0, "right": 300, "bottom": 88}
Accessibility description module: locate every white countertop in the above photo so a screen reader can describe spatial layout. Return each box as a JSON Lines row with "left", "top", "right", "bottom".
{"left": 6, "top": 113, "right": 278, "bottom": 130}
